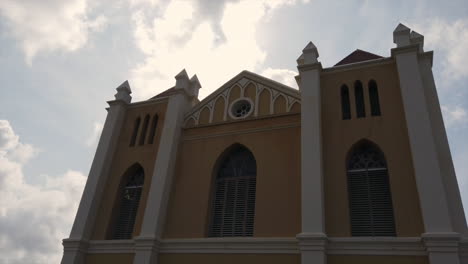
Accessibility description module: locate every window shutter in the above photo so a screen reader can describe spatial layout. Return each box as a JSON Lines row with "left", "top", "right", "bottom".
{"left": 209, "top": 147, "right": 256, "bottom": 237}
{"left": 347, "top": 142, "right": 395, "bottom": 236}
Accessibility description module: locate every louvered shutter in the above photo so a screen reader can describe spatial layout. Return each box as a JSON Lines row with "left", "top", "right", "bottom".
{"left": 209, "top": 147, "right": 256, "bottom": 237}
{"left": 347, "top": 143, "right": 395, "bottom": 236}
{"left": 113, "top": 169, "right": 144, "bottom": 239}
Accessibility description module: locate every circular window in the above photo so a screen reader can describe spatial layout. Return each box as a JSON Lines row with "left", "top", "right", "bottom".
{"left": 229, "top": 98, "right": 254, "bottom": 119}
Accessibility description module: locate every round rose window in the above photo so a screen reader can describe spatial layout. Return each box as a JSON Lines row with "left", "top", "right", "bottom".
{"left": 230, "top": 98, "right": 253, "bottom": 119}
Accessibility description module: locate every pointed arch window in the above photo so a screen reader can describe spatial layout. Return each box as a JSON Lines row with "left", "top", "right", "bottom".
{"left": 369, "top": 80, "right": 381, "bottom": 116}
{"left": 148, "top": 114, "right": 159, "bottom": 144}
{"left": 112, "top": 165, "right": 144, "bottom": 239}
{"left": 209, "top": 145, "right": 256, "bottom": 237}
{"left": 341, "top": 85, "right": 351, "bottom": 120}
{"left": 139, "top": 115, "right": 150, "bottom": 145}
{"left": 347, "top": 141, "right": 396, "bottom": 236}
{"left": 129, "top": 117, "right": 141, "bottom": 147}
{"left": 354, "top": 81, "right": 366, "bottom": 118}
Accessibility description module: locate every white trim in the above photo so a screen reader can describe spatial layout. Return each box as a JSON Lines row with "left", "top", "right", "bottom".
{"left": 87, "top": 240, "right": 135, "bottom": 254}
{"left": 85, "top": 237, "right": 432, "bottom": 256}
{"left": 328, "top": 237, "right": 425, "bottom": 256}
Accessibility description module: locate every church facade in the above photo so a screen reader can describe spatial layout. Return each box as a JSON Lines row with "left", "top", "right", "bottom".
{"left": 62, "top": 24, "right": 468, "bottom": 264}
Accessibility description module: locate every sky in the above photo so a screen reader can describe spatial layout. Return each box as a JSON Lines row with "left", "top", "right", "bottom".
{"left": 0, "top": 0, "right": 467, "bottom": 263}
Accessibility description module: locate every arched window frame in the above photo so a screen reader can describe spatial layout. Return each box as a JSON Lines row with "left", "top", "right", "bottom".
{"left": 369, "top": 80, "right": 381, "bottom": 116}
{"left": 354, "top": 80, "right": 366, "bottom": 118}
{"left": 129, "top": 117, "right": 141, "bottom": 147}
{"left": 111, "top": 164, "right": 145, "bottom": 240}
{"left": 346, "top": 140, "right": 396, "bottom": 237}
{"left": 148, "top": 114, "right": 159, "bottom": 144}
{"left": 208, "top": 144, "right": 256, "bottom": 237}
{"left": 341, "top": 84, "right": 351, "bottom": 120}
{"left": 139, "top": 115, "right": 150, "bottom": 146}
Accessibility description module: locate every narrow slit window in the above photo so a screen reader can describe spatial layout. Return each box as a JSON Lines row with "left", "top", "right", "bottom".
{"left": 369, "top": 80, "right": 381, "bottom": 116}
{"left": 341, "top": 85, "right": 351, "bottom": 120}
{"left": 139, "top": 115, "right": 150, "bottom": 146}
{"left": 209, "top": 145, "right": 256, "bottom": 237}
{"left": 347, "top": 140, "right": 396, "bottom": 236}
{"left": 148, "top": 115, "right": 159, "bottom": 144}
{"left": 354, "top": 81, "right": 366, "bottom": 118}
{"left": 129, "top": 117, "right": 141, "bottom": 147}
{"left": 112, "top": 166, "right": 144, "bottom": 239}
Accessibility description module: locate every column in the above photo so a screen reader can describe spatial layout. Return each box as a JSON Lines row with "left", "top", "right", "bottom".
{"left": 391, "top": 23, "right": 460, "bottom": 264}
{"left": 61, "top": 81, "right": 132, "bottom": 264}
{"left": 296, "top": 41, "right": 327, "bottom": 264}
{"left": 133, "top": 70, "right": 201, "bottom": 264}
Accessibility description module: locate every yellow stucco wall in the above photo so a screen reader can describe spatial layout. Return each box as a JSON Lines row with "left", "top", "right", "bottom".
{"left": 321, "top": 61, "right": 425, "bottom": 236}
{"left": 85, "top": 253, "right": 134, "bottom": 264}
{"left": 163, "top": 114, "right": 301, "bottom": 238}
{"left": 91, "top": 100, "right": 168, "bottom": 239}
{"left": 158, "top": 254, "right": 300, "bottom": 264}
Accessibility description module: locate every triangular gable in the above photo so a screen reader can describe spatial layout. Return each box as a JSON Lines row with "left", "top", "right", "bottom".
{"left": 334, "top": 49, "right": 383, "bottom": 66}
{"left": 184, "top": 70, "right": 301, "bottom": 127}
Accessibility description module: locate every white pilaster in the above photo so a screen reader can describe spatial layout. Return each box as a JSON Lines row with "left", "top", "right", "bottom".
{"left": 133, "top": 70, "right": 200, "bottom": 264}
{"left": 61, "top": 81, "right": 132, "bottom": 264}
{"left": 297, "top": 41, "right": 327, "bottom": 264}
{"left": 391, "top": 23, "right": 460, "bottom": 264}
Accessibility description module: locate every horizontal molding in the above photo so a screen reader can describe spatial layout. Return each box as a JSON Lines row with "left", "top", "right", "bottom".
{"left": 86, "top": 237, "right": 432, "bottom": 256}
{"left": 87, "top": 240, "right": 135, "bottom": 254}
{"left": 160, "top": 237, "right": 298, "bottom": 254}
{"left": 327, "top": 237, "right": 425, "bottom": 256}
{"left": 183, "top": 122, "right": 300, "bottom": 141}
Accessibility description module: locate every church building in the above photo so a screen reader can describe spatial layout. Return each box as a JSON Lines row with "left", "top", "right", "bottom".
{"left": 61, "top": 23, "right": 468, "bottom": 264}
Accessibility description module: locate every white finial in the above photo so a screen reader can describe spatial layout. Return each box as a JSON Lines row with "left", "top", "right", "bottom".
{"left": 393, "top": 23, "right": 411, "bottom": 47}
{"left": 114, "top": 80, "right": 132, "bottom": 103}
{"left": 189, "top": 74, "right": 201, "bottom": 98}
{"left": 175, "top": 69, "right": 190, "bottom": 90}
{"left": 410, "top": 31, "right": 424, "bottom": 53}
{"left": 301, "top": 41, "right": 319, "bottom": 64}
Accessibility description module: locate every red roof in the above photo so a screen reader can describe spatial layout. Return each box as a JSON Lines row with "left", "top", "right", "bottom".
{"left": 334, "top": 49, "right": 383, "bottom": 66}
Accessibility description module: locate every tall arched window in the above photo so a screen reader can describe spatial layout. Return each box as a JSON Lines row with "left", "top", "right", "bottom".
{"left": 369, "top": 80, "right": 381, "bottom": 116}
{"left": 341, "top": 85, "right": 351, "bottom": 120}
{"left": 129, "top": 117, "right": 141, "bottom": 147}
{"left": 112, "top": 165, "right": 144, "bottom": 239}
{"left": 209, "top": 145, "right": 256, "bottom": 237}
{"left": 148, "top": 114, "right": 159, "bottom": 144}
{"left": 347, "top": 140, "right": 395, "bottom": 236}
{"left": 139, "top": 115, "right": 150, "bottom": 146}
{"left": 354, "top": 81, "right": 366, "bottom": 118}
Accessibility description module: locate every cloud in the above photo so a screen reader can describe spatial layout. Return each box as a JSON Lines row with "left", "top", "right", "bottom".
{"left": 261, "top": 68, "right": 298, "bottom": 89}
{"left": 129, "top": 0, "right": 308, "bottom": 100}
{"left": 442, "top": 105, "right": 468, "bottom": 128}
{"left": 413, "top": 18, "right": 468, "bottom": 82}
{"left": 0, "top": 120, "right": 86, "bottom": 264}
{"left": 85, "top": 121, "right": 104, "bottom": 147}
{"left": 0, "top": 0, "right": 107, "bottom": 64}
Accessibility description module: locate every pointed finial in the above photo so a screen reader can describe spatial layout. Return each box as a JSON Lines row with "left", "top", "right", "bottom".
{"left": 300, "top": 41, "right": 319, "bottom": 64}
{"left": 175, "top": 69, "right": 190, "bottom": 89}
{"left": 296, "top": 54, "right": 305, "bottom": 65}
{"left": 410, "top": 31, "right": 424, "bottom": 52}
{"left": 189, "top": 74, "right": 201, "bottom": 98}
{"left": 393, "top": 23, "right": 411, "bottom": 47}
{"left": 114, "top": 80, "right": 132, "bottom": 103}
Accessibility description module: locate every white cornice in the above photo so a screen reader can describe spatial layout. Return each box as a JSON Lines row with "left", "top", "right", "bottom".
{"left": 85, "top": 237, "right": 434, "bottom": 256}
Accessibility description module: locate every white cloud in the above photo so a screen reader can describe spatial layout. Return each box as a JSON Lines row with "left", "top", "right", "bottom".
{"left": 129, "top": 0, "right": 307, "bottom": 100}
{"left": 261, "top": 68, "right": 298, "bottom": 89}
{"left": 442, "top": 105, "right": 467, "bottom": 128}
{"left": 413, "top": 18, "right": 468, "bottom": 82}
{"left": 0, "top": 0, "right": 107, "bottom": 64}
{"left": 86, "top": 121, "right": 104, "bottom": 147}
{"left": 0, "top": 120, "right": 86, "bottom": 264}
